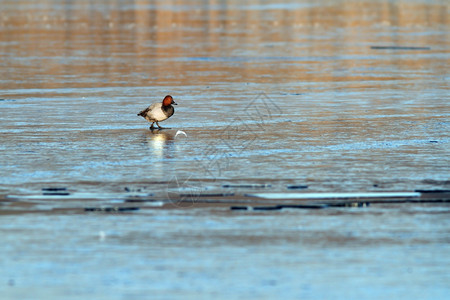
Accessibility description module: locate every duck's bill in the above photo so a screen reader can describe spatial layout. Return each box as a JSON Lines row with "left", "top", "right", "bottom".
{"left": 172, "top": 101, "right": 178, "bottom": 105}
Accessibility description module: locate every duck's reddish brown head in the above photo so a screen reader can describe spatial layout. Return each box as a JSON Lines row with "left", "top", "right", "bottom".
{"left": 162, "top": 95, "right": 177, "bottom": 106}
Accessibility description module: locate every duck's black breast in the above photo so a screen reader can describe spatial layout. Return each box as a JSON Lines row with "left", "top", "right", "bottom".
{"left": 162, "top": 105, "right": 174, "bottom": 117}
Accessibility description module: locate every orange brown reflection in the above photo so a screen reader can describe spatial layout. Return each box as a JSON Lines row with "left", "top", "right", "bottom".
{"left": 0, "top": 0, "right": 447, "bottom": 91}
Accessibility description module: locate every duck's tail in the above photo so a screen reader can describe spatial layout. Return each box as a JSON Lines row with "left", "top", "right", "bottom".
{"left": 137, "top": 108, "right": 148, "bottom": 117}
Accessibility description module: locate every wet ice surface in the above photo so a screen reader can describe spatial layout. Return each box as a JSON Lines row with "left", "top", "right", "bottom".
{"left": 1, "top": 85, "right": 448, "bottom": 194}
{"left": 0, "top": 0, "right": 449, "bottom": 298}
{"left": 1, "top": 205, "right": 450, "bottom": 299}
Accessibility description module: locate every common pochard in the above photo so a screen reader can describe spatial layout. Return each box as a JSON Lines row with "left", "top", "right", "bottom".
{"left": 137, "top": 95, "right": 177, "bottom": 129}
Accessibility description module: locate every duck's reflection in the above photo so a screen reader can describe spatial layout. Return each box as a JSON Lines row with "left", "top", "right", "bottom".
{"left": 142, "top": 128, "right": 189, "bottom": 187}
{"left": 144, "top": 128, "right": 176, "bottom": 160}
{"left": 143, "top": 128, "right": 188, "bottom": 159}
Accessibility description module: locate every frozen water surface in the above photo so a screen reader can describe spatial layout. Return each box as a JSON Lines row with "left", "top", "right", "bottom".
{"left": 0, "top": 0, "right": 449, "bottom": 299}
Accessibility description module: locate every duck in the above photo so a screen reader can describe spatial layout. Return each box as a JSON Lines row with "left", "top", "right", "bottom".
{"left": 137, "top": 95, "right": 177, "bottom": 129}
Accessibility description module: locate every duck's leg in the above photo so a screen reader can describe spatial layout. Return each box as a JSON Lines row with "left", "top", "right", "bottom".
{"left": 156, "top": 121, "right": 163, "bottom": 129}
{"left": 150, "top": 122, "right": 155, "bottom": 129}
